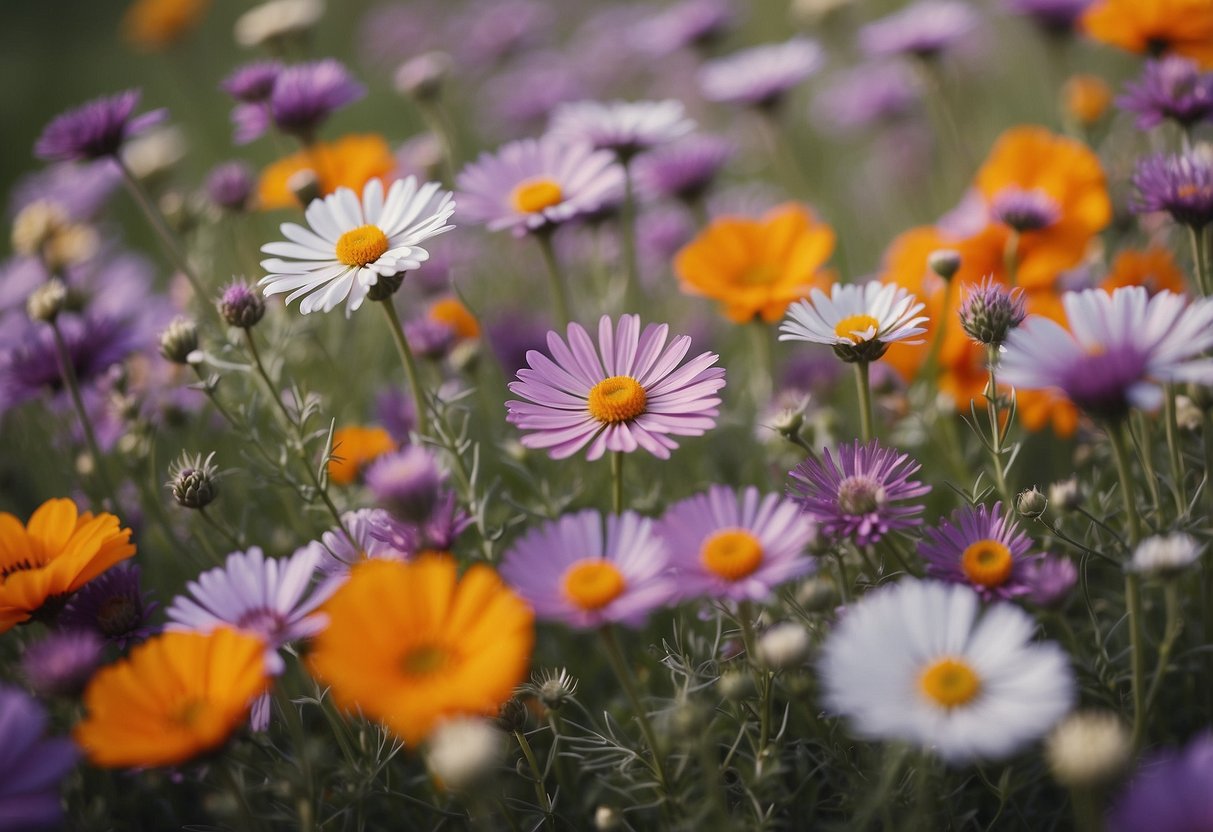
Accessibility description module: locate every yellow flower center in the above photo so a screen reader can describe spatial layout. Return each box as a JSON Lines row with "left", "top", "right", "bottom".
{"left": 587, "top": 376, "right": 647, "bottom": 423}
{"left": 511, "top": 177, "right": 564, "bottom": 214}
{"left": 562, "top": 559, "right": 626, "bottom": 611}
{"left": 740, "top": 263, "right": 781, "bottom": 285}
{"left": 401, "top": 644, "right": 450, "bottom": 677}
{"left": 833, "top": 314, "right": 880, "bottom": 343}
{"left": 335, "top": 224, "right": 389, "bottom": 267}
{"left": 172, "top": 698, "right": 207, "bottom": 727}
{"left": 700, "top": 529, "right": 765, "bottom": 581}
{"left": 961, "top": 538, "right": 1014, "bottom": 588}
{"left": 919, "top": 657, "right": 982, "bottom": 709}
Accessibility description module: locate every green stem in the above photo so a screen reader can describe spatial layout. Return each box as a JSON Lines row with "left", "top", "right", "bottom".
{"left": 513, "top": 730, "right": 555, "bottom": 832}
{"left": 1108, "top": 421, "right": 1143, "bottom": 546}
{"left": 619, "top": 157, "right": 641, "bottom": 312}
{"left": 198, "top": 506, "right": 242, "bottom": 553}
{"left": 1109, "top": 419, "right": 1146, "bottom": 748}
{"left": 378, "top": 299, "right": 431, "bottom": 438}
{"left": 920, "top": 277, "right": 955, "bottom": 383}
{"left": 610, "top": 450, "right": 624, "bottom": 515}
{"left": 832, "top": 551, "right": 851, "bottom": 604}
{"left": 1189, "top": 225, "right": 1210, "bottom": 297}
{"left": 986, "top": 344, "right": 1013, "bottom": 508}
{"left": 1144, "top": 581, "right": 1183, "bottom": 719}
{"left": 535, "top": 232, "right": 571, "bottom": 328}
{"left": 1164, "top": 384, "right": 1187, "bottom": 516}
{"left": 855, "top": 361, "right": 874, "bottom": 443}
{"left": 738, "top": 601, "right": 771, "bottom": 753}
{"left": 599, "top": 626, "right": 668, "bottom": 790}
{"left": 416, "top": 99, "right": 458, "bottom": 187}
{"left": 748, "top": 321, "right": 774, "bottom": 406}
{"left": 48, "top": 320, "right": 118, "bottom": 509}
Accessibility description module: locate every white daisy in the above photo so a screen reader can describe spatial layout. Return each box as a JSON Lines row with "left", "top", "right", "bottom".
{"left": 819, "top": 579, "right": 1074, "bottom": 763}
{"left": 1129, "top": 532, "right": 1203, "bottom": 576}
{"left": 547, "top": 100, "right": 696, "bottom": 159}
{"left": 779, "top": 282, "right": 927, "bottom": 361}
{"left": 259, "top": 177, "right": 455, "bottom": 316}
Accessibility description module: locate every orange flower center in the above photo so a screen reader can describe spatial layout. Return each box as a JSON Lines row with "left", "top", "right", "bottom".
{"left": 961, "top": 538, "right": 1014, "bottom": 588}
{"left": 401, "top": 644, "right": 450, "bottom": 677}
{"left": 919, "top": 657, "right": 981, "bottom": 709}
{"left": 587, "top": 376, "right": 647, "bottom": 423}
{"left": 172, "top": 698, "right": 207, "bottom": 727}
{"left": 833, "top": 314, "right": 879, "bottom": 343}
{"left": 511, "top": 178, "right": 564, "bottom": 214}
{"left": 335, "top": 224, "right": 389, "bottom": 267}
{"left": 562, "top": 559, "right": 626, "bottom": 611}
{"left": 740, "top": 263, "right": 781, "bottom": 285}
{"left": 700, "top": 529, "right": 764, "bottom": 581}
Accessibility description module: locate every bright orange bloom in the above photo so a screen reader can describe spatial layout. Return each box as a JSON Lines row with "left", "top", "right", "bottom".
{"left": 75, "top": 629, "right": 268, "bottom": 768}
{"left": 327, "top": 425, "right": 396, "bottom": 486}
{"left": 428, "top": 297, "right": 481, "bottom": 340}
{"left": 309, "top": 555, "right": 534, "bottom": 745}
{"left": 258, "top": 134, "right": 398, "bottom": 210}
{"left": 1082, "top": 0, "right": 1213, "bottom": 67}
{"left": 1102, "top": 247, "right": 1187, "bottom": 295}
{"left": 0, "top": 498, "right": 135, "bottom": 633}
{"left": 1062, "top": 75, "right": 1113, "bottom": 126}
{"left": 673, "top": 203, "right": 836, "bottom": 323}
{"left": 122, "top": 0, "right": 210, "bottom": 50}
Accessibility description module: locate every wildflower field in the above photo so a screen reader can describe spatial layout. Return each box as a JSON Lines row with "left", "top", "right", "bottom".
{"left": 6, "top": 0, "right": 1213, "bottom": 829}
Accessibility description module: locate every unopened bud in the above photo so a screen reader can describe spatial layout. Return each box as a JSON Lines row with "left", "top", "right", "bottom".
{"left": 594, "top": 806, "right": 622, "bottom": 831}
{"left": 27, "top": 279, "right": 68, "bottom": 323}
{"left": 158, "top": 316, "right": 199, "bottom": 365}
{"left": 927, "top": 249, "right": 962, "bottom": 281}
{"left": 756, "top": 622, "right": 810, "bottom": 670}
{"left": 394, "top": 51, "right": 452, "bottom": 102}
{"left": 425, "top": 718, "right": 503, "bottom": 792}
{"left": 287, "top": 169, "right": 321, "bottom": 206}
{"left": 167, "top": 451, "right": 219, "bottom": 509}
{"left": 1047, "top": 477, "right": 1082, "bottom": 513}
{"left": 1046, "top": 711, "right": 1130, "bottom": 789}
{"left": 1016, "top": 487, "right": 1047, "bottom": 519}
{"left": 218, "top": 281, "right": 266, "bottom": 329}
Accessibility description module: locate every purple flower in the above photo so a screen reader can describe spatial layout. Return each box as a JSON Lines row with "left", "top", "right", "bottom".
{"left": 1108, "top": 734, "right": 1213, "bottom": 832}
{"left": 418, "top": 490, "right": 471, "bottom": 550}
{"left": 1023, "top": 555, "right": 1077, "bottom": 607}
{"left": 634, "top": 134, "right": 734, "bottom": 203}
{"left": 1003, "top": 0, "right": 1092, "bottom": 34}
{"left": 58, "top": 563, "right": 158, "bottom": 647}
{"left": 21, "top": 630, "right": 104, "bottom": 697}
{"left": 303, "top": 509, "right": 416, "bottom": 577}
{"left": 0, "top": 687, "right": 78, "bottom": 831}
{"left": 548, "top": 100, "right": 695, "bottom": 161}
{"left": 269, "top": 59, "right": 365, "bottom": 140}
{"left": 205, "top": 161, "right": 255, "bottom": 211}
{"left": 858, "top": 0, "right": 979, "bottom": 59}
{"left": 788, "top": 439, "right": 931, "bottom": 546}
{"left": 220, "top": 60, "right": 283, "bottom": 102}
{"left": 989, "top": 187, "right": 1061, "bottom": 232}
{"left": 636, "top": 206, "right": 695, "bottom": 272}
{"left": 919, "top": 503, "right": 1036, "bottom": 600}
{"left": 456, "top": 137, "right": 623, "bottom": 236}
{"left": 639, "top": 0, "right": 736, "bottom": 56}
{"left": 166, "top": 546, "right": 332, "bottom": 674}
{"left": 403, "top": 316, "right": 456, "bottom": 359}
{"left": 374, "top": 386, "right": 417, "bottom": 444}
{"left": 507, "top": 313, "right": 726, "bottom": 460}
{"left": 1132, "top": 150, "right": 1213, "bottom": 229}
{"left": 9, "top": 160, "right": 119, "bottom": 221}
{"left": 499, "top": 510, "right": 676, "bottom": 629}
{"left": 450, "top": 0, "right": 554, "bottom": 70}
{"left": 34, "top": 89, "right": 166, "bottom": 162}
{"left": 699, "top": 38, "right": 825, "bottom": 109}
{"left": 1119, "top": 57, "right": 1213, "bottom": 130}
{"left": 218, "top": 279, "right": 266, "bottom": 329}
{"left": 812, "top": 63, "right": 921, "bottom": 132}
{"left": 480, "top": 52, "right": 590, "bottom": 137}
{"left": 659, "top": 485, "right": 817, "bottom": 602}
{"left": 487, "top": 310, "right": 551, "bottom": 376}
{"left": 365, "top": 446, "right": 445, "bottom": 523}
{"left": 959, "top": 276, "right": 1027, "bottom": 345}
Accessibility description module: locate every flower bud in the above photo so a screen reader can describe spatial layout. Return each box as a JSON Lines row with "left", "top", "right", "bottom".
{"left": 394, "top": 51, "right": 452, "bottom": 102}
{"left": 1047, "top": 476, "right": 1082, "bottom": 513}
{"left": 205, "top": 161, "right": 255, "bottom": 212}
{"left": 158, "top": 316, "right": 199, "bottom": 365}
{"left": 1046, "top": 711, "right": 1130, "bottom": 789}
{"left": 364, "top": 446, "right": 444, "bottom": 523}
{"left": 959, "top": 277, "right": 1026, "bottom": 346}
{"left": 1016, "top": 487, "right": 1047, "bottom": 519}
{"left": 534, "top": 667, "right": 578, "bottom": 711}
{"left": 594, "top": 806, "right": 622, "bottom": 831}
{"left": 218, "top": 281, "right": 266, "bottom": 329}
{"left": 927, "top": 248, "right": 962, "bottom": 281}
{"left": 717, "top": 669, "right": 757, "bottom": 701}
{"left": 26, "top": 278, "right": 68, "bottom": 323}
{"left": 287, "top": 168, "right": 321, "bottom": 206}
{"left": 1129, "top": 532, "right": 1203, "bottom": 577}
{"left": 167, "top": 451, "right": 219, "bottom": 509}
{"left": 756, "top": 622, "right": 810, "bottom": 670}
{"left": 495, "top": 697, "right": 528, "bottom": 733}
{"left": 1176, "top": 395, "right": 1203, "bottom": 431}
{"left": 425, "top": 718, "right": 503, "bottom": 792}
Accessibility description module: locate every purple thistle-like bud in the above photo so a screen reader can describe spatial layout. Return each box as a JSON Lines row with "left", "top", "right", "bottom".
{"left": 205, "top": 161, "right": 255, "bottom": 212}
{"left": 1118, "top": 56, "right": 1213, "bottom": 131}
{"left": 365, "top": 446, "right": 445, "bottom": 523}
{"left": 217, "top": 280, "right": 266, "bottom": 329}
{"left": 21, "top": 630, "right": 104, "bottom": 697}
{"left": 1133, "top": 151, "right": 1213, "bottom": 229}
{"left": 35, "top": 89, "right": 167, "bottom": 162}
{"left": 959, "top": 276, "right": 1027, "bottom": 345}
{"left": 269, "top": 59, "right": 365, "bottom": 139}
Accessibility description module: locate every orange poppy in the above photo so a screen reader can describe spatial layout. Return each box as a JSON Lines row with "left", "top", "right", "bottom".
{"left": 0, "top": 498, "right": 135, "bottom": 633}
{"left": 428, "top": 297, "right": 481, "bottom": 340}
{"left": 1082, "top": 0, "right": 1213, "bottom": 68}
{"left": 1062, "top": 75, "right": 1113, "bottom": 126}
{"left": 327, "top": 425, "right": 396, "bottom": 486}
{"left": 258, "top": 134, "right": 398, "bottom": 211}
{"left": 1101, "top": 247, "right": 1187, "bottom": 295}
{"left": 673, "top": 203, "right": 836, "bottom": 323}
{"left": 122, "top": 0, "right": 210, "bottom": 51}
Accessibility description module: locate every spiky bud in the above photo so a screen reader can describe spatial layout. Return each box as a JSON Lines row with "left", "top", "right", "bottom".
{"left": 218, "top": 281, "right": 266, "bottom": 329}
{"left": 927, "top": 248, "right": 962, "bottom": 281}
{"left": 158, "top": 316, "right": 199, "bottom": 365}
{"left": 959, "top": 276, "right": 1027, "bottom": 346}
{"left": 167, "top": 451, "right": 219, "bottom": 509}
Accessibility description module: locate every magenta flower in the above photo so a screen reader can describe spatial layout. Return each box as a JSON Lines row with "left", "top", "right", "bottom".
{"left": 34, "top": 89, "right": 166, "bottom": 162}
{"left": 919, "top": 503, "right": 1036, "bottom": 600}
{"left": 270, "top": 59, "right": 365, "bottom": 140}
{"left": 788, "top": 439, "right": 930, "bottom": 546}
{"left": 21, "top": 630, "right": 104, "bottom": 698}
{"left": 456, "top": 137, "right": 623, "bottom": 236}
{"left": 507, "top": 314, "right": 726, "bottom": 460}
{"left": 659, "top": 485, "right": 817, "bottom": 602}
{"left": 499, "top": 510, "right": 676, "bottom": 629}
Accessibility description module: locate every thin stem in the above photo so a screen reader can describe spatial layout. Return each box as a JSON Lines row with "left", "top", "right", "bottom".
{"left": 619, "top": 157, "right": 641, "bottom": 312}
{"left": 985, "top": 344, "right": 1013, "bottom": 507}
{"left": 748, "top": 321, "right": 774, "bottom": 406}
{"left": 854, "top": 361, "right": 874, "bottom": 443}
{"left": 610, "top": 450, "right": 624, "bottom": 515}
{"left": 1108, "top": 420, "right": 1143, "bottom": 546}
{"left": 535, "top": 232, "right": 571, "bottom": 328}
{"left": 831, "top": 551, "right": 851, "bottom": 603}
{"left": 1108, "top": 419, "right": 1147, "bottom": 748}
{"left": 737, "top": 601, "right": 772, "bottom": 753}
{"left": 48, "top": 320, "right": 118, "bottom": 509}
{"left": 1144, "top": 581, "right": 1184, "bottom": 719}
{"left": 1164, "top": 384, "right": 1187, "bottom": 516}
{"left": 920, "top": 277, "right": 955, "bottom": 383}
{"left": 198, "top": 506, "right": 242, "bottom": 552}
{"left": 513, "top": 730, "right": 555, "bottom": 832}
{"left": 378, "top": 299, "right": 431, "bottom": 438}
{"left": 1189, "top": 225, "right": 1210, "bottom": 297}
{"left": 415, "top": 99, "right": 458, "bottom": 187}
{"left": 599, "top": 625, "right": 668, "bottom": 790}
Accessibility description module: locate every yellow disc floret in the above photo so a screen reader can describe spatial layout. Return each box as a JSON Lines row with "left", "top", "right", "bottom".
{"left": 562, "top": 559, "right": 627, "bottom": 611}
{"left": 833, "top": 314, "right": 880, "bottom": 343}
{"left": 335, "top": 224, "right": 390, "bottom": 267}
{"left": 961, "top": 539, "right": 1014, "bottom": 588}
{"left": 587, "top": 376, "right": 647, "bottom": 423}
{"left": 511, "top": 178, "right": 564, "bottom": 214}
{"left": 919, "top": 657, "right": 982, "bottom": 709}
{"left": 700, "top": 529, "right": 765, "bottom": 581}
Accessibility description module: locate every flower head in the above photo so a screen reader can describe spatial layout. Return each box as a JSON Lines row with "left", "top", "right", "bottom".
{"left": 75, "top": 629, "right": 269, "bottom": 767}
{"left": 206, "top": 161, "right": 256, "bottom": 212}
{"left": 500, "top": 510, "right": 676, "bottom": 629}
{"left": 1082, "top": 0, "right": 1213, "bottom": 68}
{"left": 698, "top": 38, "right": 824, "bottom": 108}
{"left": 0, "top": 498, "right": 135, "bottom": 633}
{"left": 1129, "top": 532, "right": 1203, "bottom": 575}
{"left": 1024, "top": 555, "right": 1078, "bottom": 607}
{"left": 234, "top": 0, "right": 324, "bottom": 48}
{"left": 167, "top": 451, "right": 218, "bottom": 509}
{"left": 1108, "top": 734, "right": 1213, "bottom": 831}
{"left": 1047, "top": 711, "right": 1131, "bottom": 788}
{"left": 1005, "top": 0, "right": 1094, "bottom": 35}
{"left": 257, "top": 133, "right": 398, "bottom": 211}
{"left": 221, "top": 60, "right": 283, "bottom": 103}
{"left": 858, "top": 0, "right": 979, "bottom": 59}
{"left": 58, "top": 563, "right": 158, "bottom": 647}
{"left": 812, "top": 62, "right": 922, "bottom": 132}
{"left": 506, "top": 314, "right": 726, "bottom": 460}
{"left": 309, "top": 554, "right": 534, "bottom": 745}
{"left": 819, "top": 579, "right": 1075, "bottom": 763}
{"left": 0, "top": 686, "right": 78, "bottom": 829}
{"left": 35, "top": 90, "right": 167, "bottom": 162}
{"left": 1119, "top": 56, "right": 1213, "bottom": 129}
{"left": 267, "top": 59, "right": 364, "bottom": 141}
{"left": 1133, "top": 150, "right": 1213, "bottom": 229}
{"left": 1000, "top": 288, "right": 1213, "bottom": 420}
{"left": 547, "top": 100, "right": 695, "bottom": 160}
{"left": 959, "top": 276, "right": 1026, "bottom": 345}
{"left": 788, "top": 439, "right": 930, "bottom": 546}
{"left": 919, "top": 503, "right": 1036, "bottom": 599}
{"left": 456, "top": 137, "right": 623, "bottom": 236}
{"left": 365, "top": 445, "right": 445, "bottom": 522}
{"left": 1102, "top": 247, "right": 1186, "bottom": 295}
{"left": 327, "top": 425, "right": 396, "bottom": 485}
{"left": 260, "top": 177, "right": 455, "bottom": 316}
{"left": 21, "top": 630, "right": 104, "bottom": 697}
{"left": 780, "top": 282, "right": 928, "bottom": 363}
{"left": 121, "top": 0, "right": 210, "bottom": 51}
{"left": 659, "top": 486, "right": 816, "bottom": 602}
{"left": 293, "top": 508, "right": 413, "bottom": 578}
{"left": 633, "top": 134, "right": 733, "bottom": 203}
{"left": 638, "top": 0, "right": 735, "bottom": 55}
{"left": 217, "top": 280, "right": 266, "bottom": 328}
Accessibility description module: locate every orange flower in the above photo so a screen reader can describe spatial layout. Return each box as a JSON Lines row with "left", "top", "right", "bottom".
{"left": 1062, "top": 75, "right": 1113, "bottom": 126}
{"left": 122, "top": 0, "right": 210, "bottom": 51}
{"left": 0, "top": 498, "right": 135, "bottom": 633}
{"left": 673, "top": 203, "right": 836, "bottom": 323}
{"left": 309, "top": 555, "right": 534, "bottom": 745}
{"left": 327, "top": 425, "right": 396, "bottom": 486}
{"left": 428, "top": 297, "right": 481, "bottom": 340}
{"left": 75, "top": 629, "right": 268, "bottom": 768}
{"left": 258, "top": 134, "right": 398, "bottom": 210}
{"left": 1082, "top": 0, "right": 1213, "bottom": 67}
{"left": 1102, "top": 247, "right": 1186, "bottom": 295}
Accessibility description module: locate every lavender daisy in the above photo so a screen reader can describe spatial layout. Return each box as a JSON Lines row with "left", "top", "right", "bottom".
{"left": 34, "top": 89, "right": 166, "bottom": 162}
{"left": 633, "top": 134, "right": 734, "bottom": 204}
{"left": 1000, "top": 288, "right": 1213, "bottom": 420}
{"left": 919, "top": 503, "right": 1035, "bottom": 600}
{"left": 1132, "top": 150, "right": 1213, "bottom": 229}
{"left": 58, "top": 563, "right": 157, "bottom": 647}
{"left": 1108, "top": 734, "right": 1213, "bottom": 832}
{"left": 858, "top": 0, "right": 980, "bottom": 59}
{"left": 268, "top": 59, "right": 365, "bottom": 142}
{"left": 221, "top": 60, "right": 283, "bottom": 103}
{"left": 21, "top": 630, "right": 104, "bottom": 697}
{"left": 699, "top": 38, "right": 825, "bottom": 109}
{"left": 294, "top": 508, "right": 414, "bottom": 578}
{"left": 166, "top": 546, "right": 331, "bottom": 673}
{"left": 1118, "top": 57, "right": 1213, "bottom": 130}
{"left": 547, "top": 100, "right": 696, "bottom": 161}
{"left": 788, "top": 439, "right": 930, "bottom": 546}
{"left": 812, "top": 63, "right": 921, "bottom": 132}
{"left": 638, "top": 0, "right": 736, "bottom": 55}
{"left": 456, "top": 137, "right": 623, "bottom": 236}
{"left": 259, "top": 177, "right": 455, "bottom": 316}
{"left": 506, "top": 314, "right": 726, "bottom": 461}
{"left": 659, "top": 485, "right": 817, "bottom": 602}
{"left": 0, "top": 687, "right": 78, "bottom": 830}
{"left": 499, "top": 510, "right": 676, "bottom": 629}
